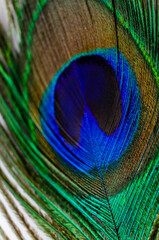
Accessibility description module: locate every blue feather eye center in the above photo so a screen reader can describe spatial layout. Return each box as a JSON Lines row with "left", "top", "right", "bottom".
{"left": 54, "top": 55, "right": 122, "bottom": 146}
{"left": 40, "top": 49, "right": 141, "bottom": 172}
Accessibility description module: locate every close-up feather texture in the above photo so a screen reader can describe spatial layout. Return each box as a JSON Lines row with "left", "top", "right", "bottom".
{"left": 0, "top": 0, "right": 158, "bottom": 239}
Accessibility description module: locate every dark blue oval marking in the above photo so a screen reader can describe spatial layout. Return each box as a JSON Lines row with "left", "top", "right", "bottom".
{"left": 54, "top": 55, "right": 122, "bottom": 145}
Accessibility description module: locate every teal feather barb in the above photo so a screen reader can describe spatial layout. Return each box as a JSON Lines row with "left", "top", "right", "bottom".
{"left": 0, "top": 0, "right": 159, "bottom": 239}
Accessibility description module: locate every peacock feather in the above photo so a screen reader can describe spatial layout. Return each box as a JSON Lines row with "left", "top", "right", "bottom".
{"left": 0, "top": 0, "right": 158, "bottom": 239}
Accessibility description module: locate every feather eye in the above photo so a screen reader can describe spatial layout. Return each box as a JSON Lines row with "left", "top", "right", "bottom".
{"left": 0, "top": 0, "right": 158, "bottom": 239}
{"left": 40, "top": 49, "right": 141, "bottom": 175}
